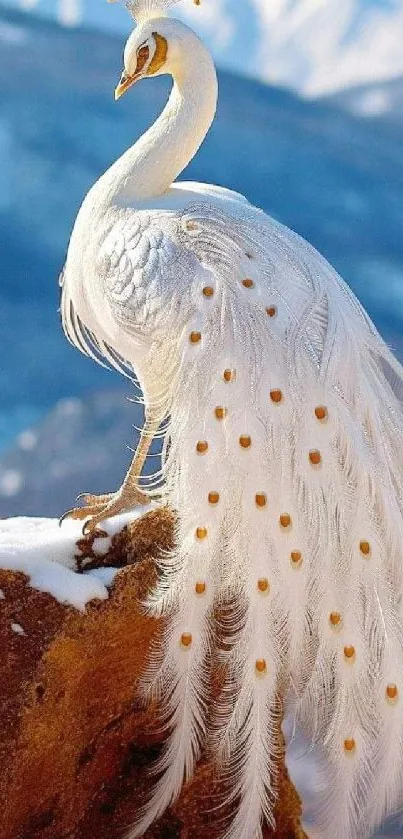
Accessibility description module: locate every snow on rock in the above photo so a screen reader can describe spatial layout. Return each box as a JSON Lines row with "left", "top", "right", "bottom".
{"left": 91, "top": 535, "right": 112, "bottom": 556}
{"left": 10, "top": 622, "right": 25, "bottom": 635}
{"left": 84, "top": 567, "right": 120, "bottom": 587}
{"left": 0, "top": 506, "right": 155, "bottom": 611}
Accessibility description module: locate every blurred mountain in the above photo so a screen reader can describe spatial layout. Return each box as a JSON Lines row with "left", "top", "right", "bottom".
{"left": 325, "top": 75, "right": 403, "bottom": 126}
{"left": 0, "top": 390, "right": 143, "bottom": 516}
{"left": 179, "top": 0, "right": 403, "bottom": 96}
{"left": 239, "top": 0, "right": 403, "bottom": 95}
{"left": 3, "top": 0, "right": 403, "bottom": 96}
{"left": 1, "top": 6, "right": 403, "bottom": 453}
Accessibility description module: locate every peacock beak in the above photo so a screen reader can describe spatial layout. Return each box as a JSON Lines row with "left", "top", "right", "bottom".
{"left": 114, "top": 70, "right": 140, "bottom": 100}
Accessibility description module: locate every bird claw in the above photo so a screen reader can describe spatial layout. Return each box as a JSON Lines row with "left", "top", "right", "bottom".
{"left": 76, "top": 492, "right": 114, "bottom": 506}
{"left": 59, "top": 506, "right": 93, "bottom": 526}
{"left": 59, "top": 487, "right": 149, "bottom": 535}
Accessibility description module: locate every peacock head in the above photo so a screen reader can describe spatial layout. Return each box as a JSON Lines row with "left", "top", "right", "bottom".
{"left": 110, "top": 0, "right": 201, "bottom": 100}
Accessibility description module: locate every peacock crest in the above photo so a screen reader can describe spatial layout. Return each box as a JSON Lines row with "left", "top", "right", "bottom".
{"left": 107, "top": 0, "right": 201, "bottom": 24}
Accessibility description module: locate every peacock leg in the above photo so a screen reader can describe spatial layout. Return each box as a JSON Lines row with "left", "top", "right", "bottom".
{"left": 60, "top": 412, "right": 160, "bottom": 533}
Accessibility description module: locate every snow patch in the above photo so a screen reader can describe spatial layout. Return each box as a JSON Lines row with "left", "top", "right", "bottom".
{"left": 0, "top": 505, "right": 155, "bottom": 611}
{"left": 85, "top": 566, "right": 120, "bottom": 587}
{"left": 92, "top": 535, "right": 112, "bottom": 556}
{"left": 98, "top": 510, "right": 150, "bottom": 538}
{"left": 11, "top": 621, "right": 25, "bottom": 635}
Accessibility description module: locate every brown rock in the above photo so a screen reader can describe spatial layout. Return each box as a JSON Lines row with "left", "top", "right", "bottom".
{"left": 0, "top": 508, "right": 307, "bottom": 839}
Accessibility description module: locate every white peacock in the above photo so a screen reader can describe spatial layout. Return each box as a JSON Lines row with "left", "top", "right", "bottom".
{"left": 60, "top": 1, "right": 403, "bottom": 837}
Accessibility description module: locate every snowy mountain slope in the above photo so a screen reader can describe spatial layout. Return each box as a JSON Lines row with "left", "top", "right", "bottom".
{"left": 326, "top": 74, "right": 403, "bottom": 125}
{"left": 1, "top": 7, "right": 403, "bottom": 449}
{"left": 182, "top": 0, "right": 403, "bottom": 95}
{"left": 241, "top": 0, "right": 403, "bottom": 95}
{"left": 2, "top": 0, "right": 403, "bottom": 95}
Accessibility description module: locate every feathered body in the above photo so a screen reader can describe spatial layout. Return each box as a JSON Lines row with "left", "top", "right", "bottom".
{"left": 61, "top": 3, "right": 403, "bottom": 837}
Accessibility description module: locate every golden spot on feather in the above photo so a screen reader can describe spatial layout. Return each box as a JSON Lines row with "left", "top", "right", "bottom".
{"left": 255, "top": 493, "right": 267, "bottom": 508}
{"left": 208, "top": 491, "right": 220, "bottom": 505}
{"left": 239, "top": 435, "right": 252, "bottom": 449}
{"left": 309, "top": 449, "right": 322, "bottom": 466}
{"left": 255, "top": 659, "right": 267, "bottom": 674}
{"left": 195, "top": 581, "right": 206, "bottom": 595}
{"left": 195, "top": 527, "right": 207, "bottom": 540}
{"left": 215, "top": 407, "right": 228, "bottom": 420}
{"left": 386, "top": 684, "right": 398, "bottom": 702}
{"left": 344, "top": 738, "right": 356, "bottom": 754}
{"left": 360, "top": 541, "right": 371, "bottom": 557}
{"left": 279, "top": 513, "right": 291, "bottom": 529}
{"left": 329, "top": 611, "right": 342, "bottom": 628}
{"left": 344, "top": 645, "right": 356, "bottom": 661}
{"left": 180, "top": 632, "right": 192, "bottom": 649}
{"left": 257, "top": 578, "right": 270, "bottom": 594}
{"left": 290, "top": 550, "right": 302, "bottom": 568}
{"left": 223, "top": 369, "right": 236, "bottom": 383}
{"left": 270, "top": 389, "right": 283, "bottom": 404}
{"left": 196, "top": 441, "right": 208, "bottom": 454}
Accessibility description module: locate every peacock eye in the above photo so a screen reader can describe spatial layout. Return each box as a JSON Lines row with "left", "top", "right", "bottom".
{"left": 136, "top": 45, "right": 150, "bottom": 72}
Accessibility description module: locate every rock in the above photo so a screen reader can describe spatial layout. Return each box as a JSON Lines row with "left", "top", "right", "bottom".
{"left": 0, "top": 508, "right": 307, "bottom": 839}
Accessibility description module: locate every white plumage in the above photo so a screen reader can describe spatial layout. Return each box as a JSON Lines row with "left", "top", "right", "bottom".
{"left": 61, "top": 1, "right": 403, "bottom": 836}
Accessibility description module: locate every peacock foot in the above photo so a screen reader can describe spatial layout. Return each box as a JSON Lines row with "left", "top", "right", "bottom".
{"left": 59, "top": 487, "right": 150, "bottom": 534}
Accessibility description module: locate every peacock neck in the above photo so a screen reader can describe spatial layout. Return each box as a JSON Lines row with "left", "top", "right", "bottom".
{"left": 94, "top": 27, "right": 218, "bottom": 206}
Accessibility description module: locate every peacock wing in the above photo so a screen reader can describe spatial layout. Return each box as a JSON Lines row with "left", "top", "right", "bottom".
{"left": 95, "top": 208, "right": 208, "bottom": 338}
{"left": 60, "top": 206, "right": 198, "bottom": 380}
